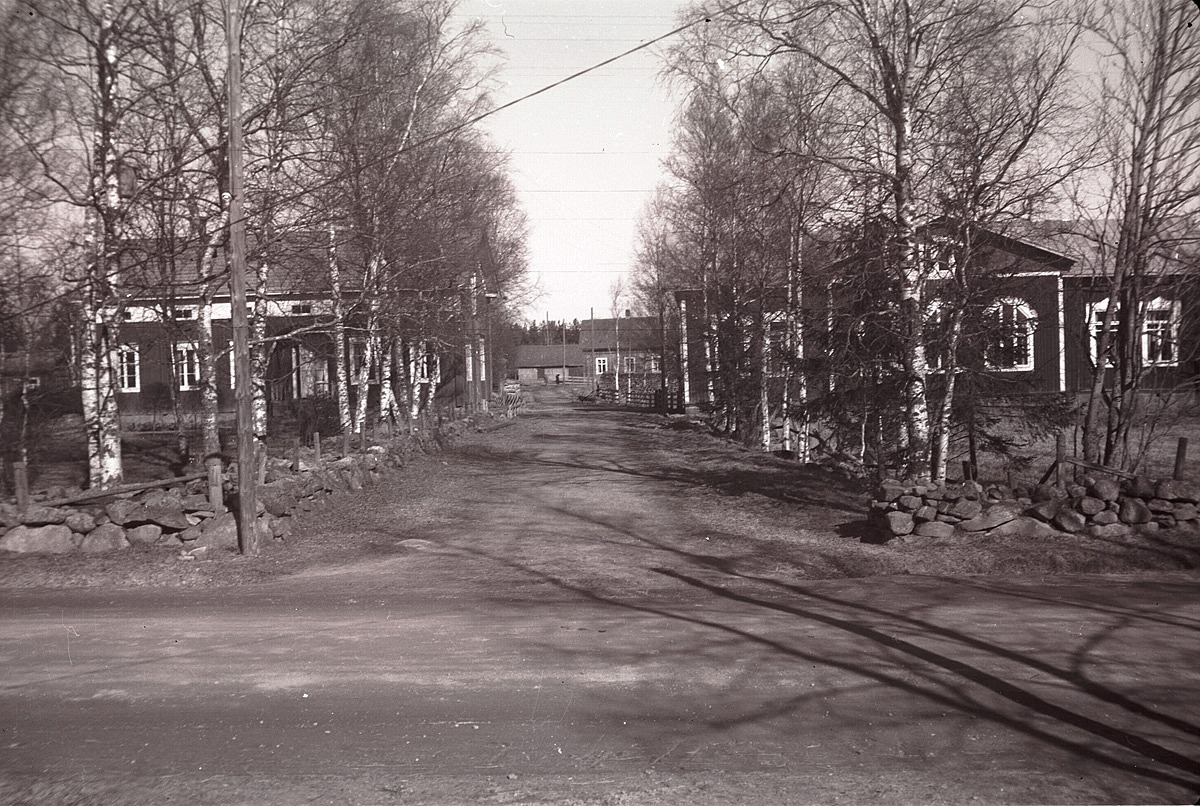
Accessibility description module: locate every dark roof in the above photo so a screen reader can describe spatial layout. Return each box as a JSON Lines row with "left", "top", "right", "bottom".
{"left": 1015, "top": 220, "right": 1197, "bottom": 278}
{"left": 116, "top": 232, "right": 370, "bottom": 300}
{"left": 579, "top": 317, "right": 660, "bottom": 352}
{"left": 515, "top": 344, "right": 585, "bottom": 368}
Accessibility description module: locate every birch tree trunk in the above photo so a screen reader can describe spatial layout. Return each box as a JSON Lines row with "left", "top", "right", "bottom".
{"left": 759, "top": 304, "right": 771, "bottom": 452}
{"left": 894, "top": 98, "right": 932, "bottom": 482}
{"left": 328, "top": 228, "right": 352, "bottom": 436}
{"left": 408, "top": 339, "right": 426, "bottom": 427}
{"left": 379, "top": 339, "right": 399, "bottom": 426}
{"left": 353, "top": 252, "right": 383, "bottom": 434}
{"left": 252, "top": 260, "right": 269, "bottom": 438}
{"left": 930, "top": 307, "right": 963, "bottom": 483}
{"left": 80, "top": 258, "right": 123, "bottom": 487}
{"left": 80, "top": 0, "right": 123, "bottom": 488}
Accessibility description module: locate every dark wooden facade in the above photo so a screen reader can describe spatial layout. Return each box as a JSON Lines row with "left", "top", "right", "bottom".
{"left": 675, "top": 226, "right": 1198, "bottom": 406}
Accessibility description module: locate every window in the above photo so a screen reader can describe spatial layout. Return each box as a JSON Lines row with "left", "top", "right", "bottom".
{"left": 1088, "top": 297, "right": 1180, "bottom": 368}
{"left": 624, "top": 356, "right": 636, "bottom": 373}
{"left": 117, "top": 344, "right": 140, "bottom": 392}
{"left": 916, "top": 237, "right": 957, "bottom": 281}
{"left": 290, "top": 303, "right": 312, "bottom": 315}
{"left": 1144, "top": 300, "right": 1179, "bottom": 365}
{"left": 174, "top": 342, "right": 200, "bottom": 390}
{"left": 23, "top": 377, "right": 41, "bottom": 392}
{"left": 349, "top": 339, "right": 376, "bottom": 383}
{"left": 595, "top": 356, "right": 608, "bottom": 375}
{"left": 924, "top": 300, "right": 946, "bottom": 372}
{"left": 985, "top": 298, "right": 1036, "bottom": 371}
{"left": 169, "top": 306, "right": 196, "bottom": 321}
{"left": 648, "top": 357, "right": 661, "bottom": 373}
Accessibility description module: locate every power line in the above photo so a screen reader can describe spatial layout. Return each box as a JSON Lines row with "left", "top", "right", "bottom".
{"left": 448, "top": 1, "right": 746, "bottom": 133}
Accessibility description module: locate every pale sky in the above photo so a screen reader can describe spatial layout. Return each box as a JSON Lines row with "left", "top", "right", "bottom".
{"left": 452, "top": 0, "right": 693, "bottom": 323}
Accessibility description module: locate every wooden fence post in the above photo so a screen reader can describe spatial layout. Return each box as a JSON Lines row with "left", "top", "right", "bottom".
{"left": 1055, "top": 431, "right": 1067, "bottom": 488}
{"left": 1175, "top": 437, "right": 1189, "bottom": 481}
{"left": 256, "top": 445, "right": 268, "bottom": 484}
{"left": 206, "top": 457, "right": 224, "bottom": 514}
{"left": 313, "top": 431, "right": 321, "bottom": 464}
{"left": 292, "top": 437, "right": 301, "bottom": 472}
{"left": 13, "top": 461, "right": 29, "bottom": 513}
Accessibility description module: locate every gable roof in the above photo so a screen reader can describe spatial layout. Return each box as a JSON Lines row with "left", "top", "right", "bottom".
{"left": 116, "top": 232, "right": 371, "bottom": 301}
{"left": 1015, "top": 219, "right": 1198, "bottom": 278}
{"left": 515, "top": 344, "right": 584, "bottom": 368}
{"left": 579, "top": 316, "right": 660, "bottom": 352}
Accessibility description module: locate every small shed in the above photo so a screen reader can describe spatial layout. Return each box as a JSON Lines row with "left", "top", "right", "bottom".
{"left": 514, "top": 344, "right": 585, "bottom": 382}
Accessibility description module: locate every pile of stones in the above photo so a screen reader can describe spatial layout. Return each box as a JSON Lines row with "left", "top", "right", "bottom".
{"left": 0, "top": 416, "right": 479, "bottom": 557}
{"left": 871, "top": 475, "right": 1200, "bottom": 542}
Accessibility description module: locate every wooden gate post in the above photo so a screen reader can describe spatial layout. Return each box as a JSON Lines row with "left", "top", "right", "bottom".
{"left": 1175, "top": 437, "right": 1189, "bottom": 481}
{"left": 13, "top": 461, "right": 29, "bottom": 513}
{"left": 1055, "top": 431, "right": 1067, "bottom": 488}
{"left": 206, "top": 457, "right": 224, "bottom": 514}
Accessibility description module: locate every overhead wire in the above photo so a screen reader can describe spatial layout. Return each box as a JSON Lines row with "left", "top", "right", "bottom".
{"left": 2, "top": 0, "right": 752, "bottom": 325}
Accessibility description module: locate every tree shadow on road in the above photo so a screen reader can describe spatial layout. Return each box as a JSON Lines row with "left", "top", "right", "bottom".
{"left": 441, "top": 518, "right": 1200, "bottom": 801}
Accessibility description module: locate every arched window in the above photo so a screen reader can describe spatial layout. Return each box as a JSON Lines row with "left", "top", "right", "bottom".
{"left": 985, "top": 298, "right": 1036, "bottom": 371}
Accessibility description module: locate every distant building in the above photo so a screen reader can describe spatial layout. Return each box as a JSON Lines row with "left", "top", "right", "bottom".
{"left": 514, "top": 344, "right": 584, "bottom": 383}
{"left": 579, "top": 313, "right": 663, "bottom": 391}
{"left": 107, "top": 233, "right": 479, "bottom": 428}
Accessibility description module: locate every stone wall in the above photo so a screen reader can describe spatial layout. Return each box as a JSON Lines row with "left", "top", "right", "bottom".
{"left": 871, "top": 475, "right": 1200, "bottom": 543}
{"left": 0, "top": 417, "right": 483, "bottom": 557}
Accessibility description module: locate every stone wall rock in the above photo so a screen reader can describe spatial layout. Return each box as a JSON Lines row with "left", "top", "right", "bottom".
{"left": 869, "top": 469, "right": 1199, "bottom": 544}
{"left": 0, "top": 411, "right": 499, "bottom": 557}
{"left": 79, "top": 524, "right": 130, "bottom": 552}
{"left": 0, "top": 524, "right": 75, "bottom": 554}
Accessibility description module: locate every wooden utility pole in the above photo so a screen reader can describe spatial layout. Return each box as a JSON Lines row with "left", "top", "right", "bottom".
{"left": 226, "top": 0, "right": 258, "bottom": 555}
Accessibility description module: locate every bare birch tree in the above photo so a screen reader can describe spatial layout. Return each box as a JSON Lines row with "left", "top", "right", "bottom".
{"left": 1078, "top": 0, "right": 1200, "bottom": 470}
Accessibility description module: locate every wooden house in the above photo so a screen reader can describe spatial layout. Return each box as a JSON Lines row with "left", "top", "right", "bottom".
{"left": 514, "top": 344, "right": 585, "bottom": 383}
{"left": 674, "top": 223, "right": 1198, "bottom": 409}
{"left": 579, "top": 314, "right": 664, "bottom": 391}
{"left": 109, "top": 234, "right": 471, "bottom": 428}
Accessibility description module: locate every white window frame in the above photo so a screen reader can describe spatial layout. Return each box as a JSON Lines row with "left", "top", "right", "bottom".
{"left": 985, "top": 297, "right": 1036, "bottom": 372}
{"left": 1088, "top": 298, "right": 1116, "bottom": 369}
{"left": 169, "top": 305, "right": 197, "bottom": 321}
{"left": 1088, "top": 296, "right": 1180, "bottom": 368}
{"left": 924, "top": 299, "right": 946, "bottom": 373}
{"left": 595, "top": 356, "right": 608, "bottom": 375}
{"left": 916, "top": 236, "right": 957, "bottom": 282}
{"left": 624, "top": 356, "right": 636, "bottom": 373}
{"left": 1142, "top": 297, "right": 1180, "bottom": 366}
{"left": 349, "top": 339, "right": 376, "bottom": 384}
{"left": 117, "top": 344, "right": 140, "bottom": 392}
{"left": 174, "top": 342, "right": 200, "bottom": 391}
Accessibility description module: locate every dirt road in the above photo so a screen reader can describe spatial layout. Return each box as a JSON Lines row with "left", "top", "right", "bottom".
{"left": 3, "top": 390, "right": 1199, "bottom": 804}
